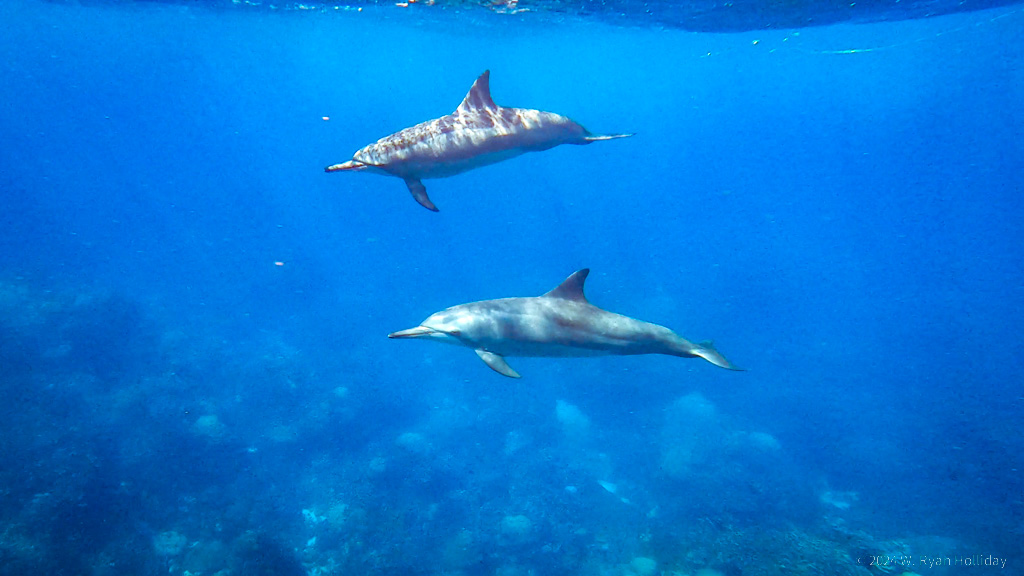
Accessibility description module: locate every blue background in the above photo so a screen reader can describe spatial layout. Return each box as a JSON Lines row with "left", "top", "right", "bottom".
{"left": 1, "top": 1, "right": 1022, "bottom": 574}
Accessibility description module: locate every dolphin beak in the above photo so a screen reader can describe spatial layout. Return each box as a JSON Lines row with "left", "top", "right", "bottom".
{"left": 582, "top": 133, "right": 635, "bottom": 142}
{"left": 325, "top": 160, "right": 368, "bottom": 172}
{"left": 388, "top": 326, "right": 436, "bottom": 339}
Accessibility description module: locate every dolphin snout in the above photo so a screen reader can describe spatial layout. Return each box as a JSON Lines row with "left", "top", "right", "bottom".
{"left": 325, "top": 160, "right": 368, "bottom": 172}
{"left": 582, "top": 133, "right": 635, "bottom": 143}
{"left": 388, "top": 326, "right": 436, "bottom": 339}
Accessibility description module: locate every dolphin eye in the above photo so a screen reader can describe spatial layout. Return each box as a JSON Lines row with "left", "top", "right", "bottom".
{"left": 447, "top": 329, "right": 461, "bottom": 336}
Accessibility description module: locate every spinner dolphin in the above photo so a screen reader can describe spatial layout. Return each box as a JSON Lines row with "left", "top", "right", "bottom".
{"left": 326, "top": 71, "right": 633, "bottom": 211}
{"left": 389, "top": 269, "right": 741, "bottom": 378}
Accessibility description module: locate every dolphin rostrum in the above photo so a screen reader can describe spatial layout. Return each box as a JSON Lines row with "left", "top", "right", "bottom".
{"left": 325, "top": 71, "right": 633, "bottom": 212}
{"left": 388, "top": 269, "right": 741, "bottom": 378}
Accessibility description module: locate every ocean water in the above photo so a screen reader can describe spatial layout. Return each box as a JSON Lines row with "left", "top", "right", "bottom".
{"left": 1, "top": 0, "right": 1023, "bottom": 574}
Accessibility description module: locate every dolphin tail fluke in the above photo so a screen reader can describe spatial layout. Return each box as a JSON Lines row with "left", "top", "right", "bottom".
{"left": 405, "top": 179, "right": 439, "bottom": 212}
{"left": 582, "top": 133, "right": 635, "bottom": 143}
{"left": 475, "top": 349, "right": 521, "bottom": 378}
{"left": 692, "top": 340, "right": 743, "bottom": 371}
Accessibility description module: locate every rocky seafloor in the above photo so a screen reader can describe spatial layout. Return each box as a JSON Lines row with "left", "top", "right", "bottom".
{"left": 0, "top": 280, "right": 1001, "bottom": 575}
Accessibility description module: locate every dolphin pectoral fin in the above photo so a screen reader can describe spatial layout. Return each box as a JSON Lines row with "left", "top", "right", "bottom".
{"left": 694, "top": 340, "right": 744, "bottom": 371}
{"left": 582, "top": 133, "right": 635, "bottom": 143}
{"left": 475, "top": 349, "right": 521, "bottom": 378}
{"left": 405, "top": 179, "right": 439, "bottom": 212}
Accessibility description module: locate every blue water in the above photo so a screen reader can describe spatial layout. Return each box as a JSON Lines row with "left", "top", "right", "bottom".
{"left": 1, "top": 1, "right": 1023, "bottom": 574}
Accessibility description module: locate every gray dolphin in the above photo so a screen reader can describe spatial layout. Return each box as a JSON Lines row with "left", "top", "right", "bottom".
{"left": 388, "top": 269, "right": 741, "bottom": 378}
{"left": 325, "top": 71, "right": 633, "bottom": 211}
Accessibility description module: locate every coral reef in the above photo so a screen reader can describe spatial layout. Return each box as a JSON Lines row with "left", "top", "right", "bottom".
{"left": 0, "top": 280, "right": 1015, "bottom": 576}
{"left": 153, "top": 530, "right": 187, "bottom": 556}
{"left": 556, "top": 399, "right": 591, "bottom": 441}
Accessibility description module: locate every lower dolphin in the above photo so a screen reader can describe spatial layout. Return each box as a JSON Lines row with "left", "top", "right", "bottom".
{"left": 388, "top": 269, "right": 741, "bottom": 378}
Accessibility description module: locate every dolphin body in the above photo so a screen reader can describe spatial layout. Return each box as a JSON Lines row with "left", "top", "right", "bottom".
{"left": 388, "top": 269, "right": 741, "bottom": 378}
{"left": 325, "top": 71, "right": 632, "bottom": 211}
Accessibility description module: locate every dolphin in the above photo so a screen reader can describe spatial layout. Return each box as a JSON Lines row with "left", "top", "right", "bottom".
{"left": 388, "top": 269, "right": 741, "bottom": 378}
{"left": 325, "top": 71, "right": 633, "bottom": 211}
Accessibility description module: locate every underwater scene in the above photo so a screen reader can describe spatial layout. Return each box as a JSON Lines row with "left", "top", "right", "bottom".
{"left": 1, "top": 0, "right": 1023, "bottom": 574}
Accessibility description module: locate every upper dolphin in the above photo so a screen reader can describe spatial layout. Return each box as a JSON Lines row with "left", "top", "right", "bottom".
{"left": 325, "top": 71, "right": 633, "bottom": 212}
{"left": 388, "top": 269, "right": 741, "bottom": 378}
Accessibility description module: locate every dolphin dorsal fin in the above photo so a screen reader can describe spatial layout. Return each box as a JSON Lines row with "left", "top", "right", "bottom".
{"left": 544, "top": 269, "right": 590, "bottom": 302}
{"left": 456, "top": 70, "right": 497, "bottom": 115}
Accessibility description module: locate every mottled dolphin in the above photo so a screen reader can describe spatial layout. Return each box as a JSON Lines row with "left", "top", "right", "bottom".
{"left": 325, "top": 71, "right": 632, "bottom": 211}
{"left": 388, "top": 269, "right": 741, "bottom": 378}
